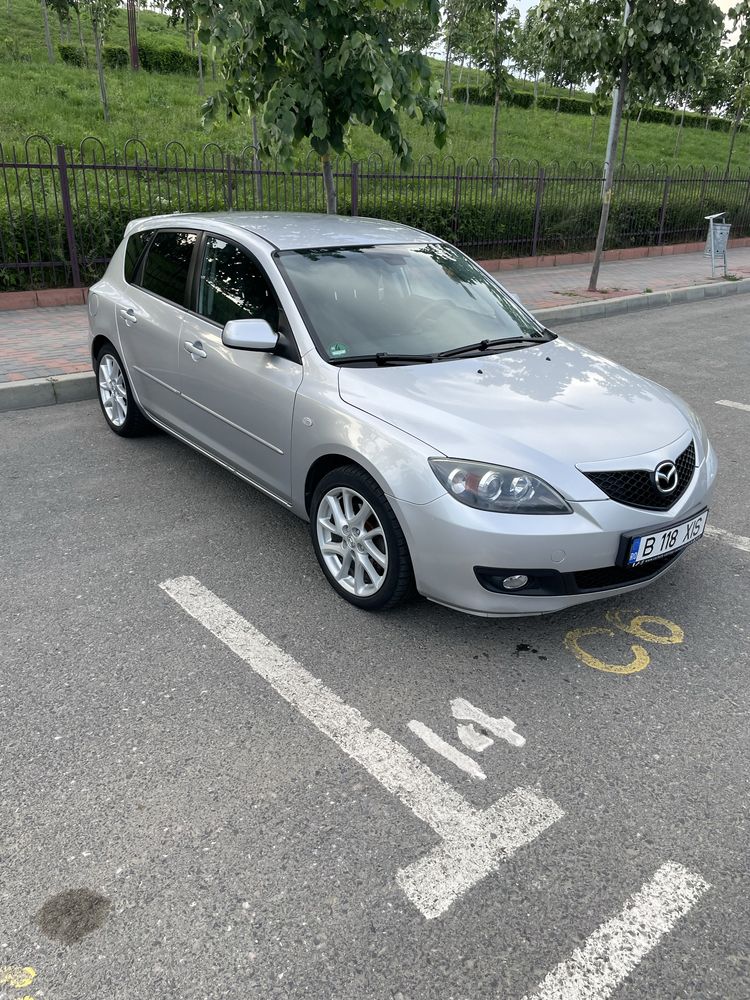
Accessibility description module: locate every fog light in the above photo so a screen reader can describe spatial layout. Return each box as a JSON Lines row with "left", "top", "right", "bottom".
{"left": 502, "top": 574, "right": 529, "bottom": 591}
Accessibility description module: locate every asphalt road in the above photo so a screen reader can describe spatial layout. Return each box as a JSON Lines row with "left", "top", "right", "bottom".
{"left": 1, "top": 296, "right": 748, "bottom": 1000}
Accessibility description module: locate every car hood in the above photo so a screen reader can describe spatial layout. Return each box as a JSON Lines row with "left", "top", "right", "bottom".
{"left": 338, "top": 337, "right": 697, "bottom": 501}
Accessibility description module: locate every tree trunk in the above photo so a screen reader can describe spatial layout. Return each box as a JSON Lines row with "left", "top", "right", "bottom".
{"left": 197, "top": 38, "right": 204, "bottom": 96}
{"left": 93, "top": 23, "right": 109, "bottom": 123}
{"left": 321, "top": 154, "right": 337, "bottom": 214}
{"left": 533, "top": 72, "right": 539, "bottom": 106}
{"left": 726, "top": 88, "right": 744, "bottom": 176}
{"left": 674, "top": 101, "right": 686, "bottom": 157}
{"left": 76, "top": 9, "right": 87, "bottom": 66}
{"left": 620, "top": 113, "right": 630, "bottom": 165}
{"left": 588, "top": 113, "right": 597, "bottom": 153}
{"left": 589, "top": 57, "right": 629, "bottom": 292}
{"left": 705, "top": 111, "right": 710, "bottom": 130}
{"left": 458, "top": 57, "right": 465, "bottom": 85}
{"left": 252, "top": 114, "right": 263, "bottom": 205}
{"left": 442, "top": 34, "right": 452, "bottom": 106}
{"left": 491, "top": 88, "right": 500, "bottom": 196}
{"left": 41, "top": 0, "right": 54, "bottom": 62}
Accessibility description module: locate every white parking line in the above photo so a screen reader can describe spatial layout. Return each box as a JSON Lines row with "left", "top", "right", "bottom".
{"left": 160, "top": 576, "right": 563, "bottom": 920}
{"left": 716, "top": 399, "right": 750, "bottom": 412}
{"left": 521, "top": 862, "right": 710, "bottom": 1000}
{"left": 407, "top": 720, "right": 487, "bottom": 780}
{"left": 706, "top": 525, "right": 750, "bottom": 554}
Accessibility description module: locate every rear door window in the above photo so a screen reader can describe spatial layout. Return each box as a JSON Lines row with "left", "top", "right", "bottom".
{"left": 140, "top": 230, "right": 197, "bottom": 307}
{"left": 123, "top": 230, "right": 152, "bottom": 284}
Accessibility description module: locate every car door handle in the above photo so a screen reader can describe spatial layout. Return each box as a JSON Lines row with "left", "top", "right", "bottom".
{"left": 119, "top": 307, "right": 137, "bottom": 326}
{"left": 184, "top": 340, "right": 207, "bottom": 360}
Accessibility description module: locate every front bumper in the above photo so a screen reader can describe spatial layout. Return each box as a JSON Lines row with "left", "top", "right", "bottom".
{"left": 391, "top": 445, "right": 717, "bottom": 617}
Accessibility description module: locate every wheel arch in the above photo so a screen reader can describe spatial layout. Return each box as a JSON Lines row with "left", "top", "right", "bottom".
{"left": 304, "top": 454, "right": 372, "bottom": 515}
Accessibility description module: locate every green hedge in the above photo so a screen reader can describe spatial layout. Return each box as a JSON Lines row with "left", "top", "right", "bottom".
{"left": 5, "top": 186, "right": 750, "bottom": 291}
{"left": 103, "top": 46, "right": 129, "bottom": 69}
{"left": 59, "top": 42, "right": 199, "bottom": 74}
{"left": 58, "top": 43, "right": 86, "bottom": 67}
{"left": 461, "top": 83, "right": 732, "bottom": 133}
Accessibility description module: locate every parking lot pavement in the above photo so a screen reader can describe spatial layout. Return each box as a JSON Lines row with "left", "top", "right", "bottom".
{"left": 1, "top": 296, "right": 748, "bottom": 1000}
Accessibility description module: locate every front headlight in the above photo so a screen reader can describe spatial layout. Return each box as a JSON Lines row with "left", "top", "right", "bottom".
{"left": 429, "top": 458, "right": 572, "bottom": 514}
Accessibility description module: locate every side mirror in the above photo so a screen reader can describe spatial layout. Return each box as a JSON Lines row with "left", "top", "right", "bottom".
{"left": 222, "top": 318, "right": 278, "bottom": 352}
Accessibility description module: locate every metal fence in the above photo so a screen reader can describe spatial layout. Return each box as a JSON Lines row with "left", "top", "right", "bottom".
{"left": 3, "top": 135, "right": 750, "bottom": 291}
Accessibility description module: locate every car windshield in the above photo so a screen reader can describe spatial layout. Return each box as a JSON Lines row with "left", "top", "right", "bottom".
{"left": 276, "top": 243, "right": 547, "bottom": 362}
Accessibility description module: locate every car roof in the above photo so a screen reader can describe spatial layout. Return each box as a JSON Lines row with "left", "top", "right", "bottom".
{"left": 127, "top": 211, "right": 437, "bottom": 250}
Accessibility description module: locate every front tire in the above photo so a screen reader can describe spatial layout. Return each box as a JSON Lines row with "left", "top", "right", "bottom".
{"left": 95, "top": 343, "right": 150, "bottom": 437}
{"left": 310, "top": 465, "right": 414, "bottom": 611}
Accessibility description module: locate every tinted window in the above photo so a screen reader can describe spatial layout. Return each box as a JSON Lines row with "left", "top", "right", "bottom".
{"left": 140, "top": 231, "right": 196, "bottom": 306}
{"left": 123, "top": 230, "right": 152, "bottom": 284}
{"left": 198, "top": 236, "right": 278, "bottom": 328}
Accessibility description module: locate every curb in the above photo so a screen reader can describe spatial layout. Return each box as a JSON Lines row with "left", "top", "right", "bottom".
{"left": 1, "top": 277, "right": 748, "bottom": 413}
{"left": 0, "top": 371, "right": 96, "bottom": 413}
{"left": 534, "top": 276, "right": 750, "bottom": 325}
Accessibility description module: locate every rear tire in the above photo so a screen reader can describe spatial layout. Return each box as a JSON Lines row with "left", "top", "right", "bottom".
{"left": 310, "top": 464, "right": 415, "bottom": 611}
{"left": 95, "top": 343, "right": 150, "bottom": 437}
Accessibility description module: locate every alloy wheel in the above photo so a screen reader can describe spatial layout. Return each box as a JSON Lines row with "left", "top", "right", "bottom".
{"left": 316, "top": 487, "right": 389, "bottom": 597}
{"left": 98, "top": 353, "right": 128, "bottom": 427}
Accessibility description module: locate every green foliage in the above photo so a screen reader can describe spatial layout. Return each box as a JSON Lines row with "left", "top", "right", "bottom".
{"left": 103, "top": 45, "right": 128, "bottom": 69}
{"left": 197, "top": 0, "right": 447, "bottom": 171}
{"left": 138, "top": 42, "right": 198, "bottom": 74}
{"left": 538, "top": 0, "right": 724, "bottom": 106}
{"left": 61, "top": 41, "right": 201, "bottom": 74}
{"left": 59, "top": 42, "right": 86, "bottom": 66}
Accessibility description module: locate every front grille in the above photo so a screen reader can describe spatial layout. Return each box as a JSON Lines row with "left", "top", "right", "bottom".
{"left": 574, "top": 552, "right": 681, "bottom": 591}
{"left": 583, "top": 441, "right": 695, "bottom": 511}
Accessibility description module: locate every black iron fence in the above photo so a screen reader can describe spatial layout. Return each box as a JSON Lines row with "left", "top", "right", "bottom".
{"left": 3, "top": 135, "right": 750, "bottom": 291}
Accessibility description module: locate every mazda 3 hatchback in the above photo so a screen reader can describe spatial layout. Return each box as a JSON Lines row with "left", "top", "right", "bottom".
{"left": 88, "top": 212, "right": 717, "bottom": 616}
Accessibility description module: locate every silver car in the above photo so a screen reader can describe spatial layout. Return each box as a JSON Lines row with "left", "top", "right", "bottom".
{"left": 88, "top": 212, "right": 717, "bottom": 616}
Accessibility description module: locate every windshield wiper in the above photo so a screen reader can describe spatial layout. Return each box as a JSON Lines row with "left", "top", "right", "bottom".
{"left": 330, "top": 353, "right": 435, "bottom": 366}
{"left": 437, "top": 337, "right": 538, "bottom": 359}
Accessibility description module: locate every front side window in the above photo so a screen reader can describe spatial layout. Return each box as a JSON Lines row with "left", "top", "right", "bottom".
{"left": 277, "top": 242, "right": 547, "bottom": 361}
{"left": 124, "top": 229, "right": 152, "bottom": 284}
{"left": 198, "top": 236, "right": 279, "bottom": 329}
{"left": 140, "top": 230, "right": 197, "bottom": 306}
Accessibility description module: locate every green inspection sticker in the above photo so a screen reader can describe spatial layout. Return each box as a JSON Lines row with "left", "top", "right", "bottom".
{"left": 329, "top": 343, "right": 348, "bottom": 358}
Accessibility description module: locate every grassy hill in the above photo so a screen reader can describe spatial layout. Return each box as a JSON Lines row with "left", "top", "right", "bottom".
{"left": 1, "top": 0, "right": 748, "bottom": 171}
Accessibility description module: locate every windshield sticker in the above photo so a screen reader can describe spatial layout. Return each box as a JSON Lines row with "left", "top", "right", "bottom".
{"left": 329, "top": 343, "right": 348, "bottom": 358}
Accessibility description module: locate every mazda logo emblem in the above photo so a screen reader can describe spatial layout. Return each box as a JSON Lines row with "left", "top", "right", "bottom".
{"left": 654, "top": 460, "right": 679, "bottom": 494}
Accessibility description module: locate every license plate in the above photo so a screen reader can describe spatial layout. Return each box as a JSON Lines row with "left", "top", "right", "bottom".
{"left": 625, "top": 509, "right": 708, "bottom": 566}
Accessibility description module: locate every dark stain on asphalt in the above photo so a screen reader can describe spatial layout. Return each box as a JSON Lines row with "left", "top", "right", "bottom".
{"left": 516, "top": 642, "right": 548, "bottom": 661}
{"left": 35, "top": 888, "right": 111, "bottom": 945}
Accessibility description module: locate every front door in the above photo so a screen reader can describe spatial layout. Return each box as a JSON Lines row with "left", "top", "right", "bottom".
{"left": 115, "top": 229, "right": 198, "bottom": 425}
{"left": 178, "top": 235, "right": 303, "bottom": 502}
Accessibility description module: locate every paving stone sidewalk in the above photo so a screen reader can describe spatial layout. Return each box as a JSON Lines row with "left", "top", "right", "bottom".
{"left": 2, "top": 246, "right": 749, "bottom": 384}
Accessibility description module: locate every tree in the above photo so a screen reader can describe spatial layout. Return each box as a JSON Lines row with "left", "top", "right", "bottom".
{"left": 539, "top": 0, "right": 723, "bottom": 290}
{"left": 83, "top": 0, "right": 119, "bottom": 122}
{"left": 40, "top": 0, "right": 55, "bottom": 62}
{"left": 196, "top": 0, "right": 447, "bottom": 213}
{"left": 512, "top": 7, "right": 547, "bottom": 102}
{"left": 48, "top": 0, "right": 71, "bottom": 42}
{"left": 468, "top": 2, "right": 519, "bottom": 166}
{"left": 725, "top": 3, "right": 750, "bottom": 173}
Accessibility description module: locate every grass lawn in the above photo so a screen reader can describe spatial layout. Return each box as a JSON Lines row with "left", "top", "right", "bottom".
{"left": 2, "top": 0, "right": 748, "bottom": 174}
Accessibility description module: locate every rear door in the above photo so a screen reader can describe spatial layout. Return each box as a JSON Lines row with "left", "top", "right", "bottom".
{"left": 115, "top": 229, "right": 198, "bottom": 425}
{"left": 178, "top": 233, "right": 304, "bottom": 501}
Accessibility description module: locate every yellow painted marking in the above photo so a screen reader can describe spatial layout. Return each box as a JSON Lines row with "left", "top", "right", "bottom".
{"left": 606, "top": 611, "right": 684, "bottom": 645}
{"left": 564, "top": 626, "right": 651, "bottom": 675}
{"left": 0, "top": 966, "right": 36, "bottom": 988}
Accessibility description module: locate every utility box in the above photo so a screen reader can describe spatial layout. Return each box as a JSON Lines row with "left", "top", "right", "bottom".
{"left": 704, "top": 212, "right": 731, "bottom": 277}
